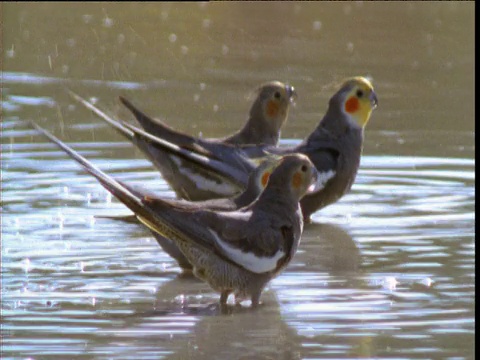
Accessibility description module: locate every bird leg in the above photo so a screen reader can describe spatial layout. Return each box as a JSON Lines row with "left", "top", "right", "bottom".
{"left": 250, "top": 292, "right": 262, "bottom": 308}
{"left": 220, "top": 290, "right": 231, "bottom": 305}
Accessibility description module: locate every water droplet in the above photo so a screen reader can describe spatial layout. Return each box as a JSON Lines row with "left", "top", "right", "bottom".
{"left": 89, "top": 97, "right": 99, "bottom": 105}
{"left": 193, "top": 94, "right": 200, "bottom": 102}
{"left": 82, "top": 14, "right": 93, "bottom": 24}
{"left": 6, "top": 45, "right": 15, "bottom": 58}
{"left": 199, "top": 83, "right": 206, "bottom": 91}
{"left": 62, "top": 65, "right": 69, "bottom": 74}
{"left": 181, "top": 45, "right": 189, "bottom": 55}
{"left": 66, "top": 38, "right": 76, "bottom": 47}
{"left": 103, "top": 16, "right": 114, "bottom": 28}
{"left": 213, "top": 104, "right": 219, "bottom": 112}
{"left": 312, "top": 21, "right": 322, "bottom": 31}
{"left": 169, "top": 33, "right": 177, "bottom": 43}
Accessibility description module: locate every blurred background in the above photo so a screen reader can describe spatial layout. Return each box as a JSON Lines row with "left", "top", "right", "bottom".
{"left": 3, "top": 2, "right": 474, "bottom": 142}
{"left": 2, "top": 2, "right": 474, "bottom": 359}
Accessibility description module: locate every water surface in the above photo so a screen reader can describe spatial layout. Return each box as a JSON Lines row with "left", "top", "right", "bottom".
{"left": 2, "top": 2, "right": 474, "bottom": 359}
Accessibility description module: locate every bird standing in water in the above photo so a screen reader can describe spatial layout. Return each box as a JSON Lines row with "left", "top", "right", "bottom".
{"left": 69, "top": 81, "right": 297, "bottom": 201}
{"left": 32, "top": 122, "right": 316, "bottom": 307}
{"left": 70, "top": 77, "right": 377, "bottom": 221}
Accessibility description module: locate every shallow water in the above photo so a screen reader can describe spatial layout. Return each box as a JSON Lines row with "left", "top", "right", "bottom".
{"left": 2, "top": 3, "right": 474, "bottom": 359}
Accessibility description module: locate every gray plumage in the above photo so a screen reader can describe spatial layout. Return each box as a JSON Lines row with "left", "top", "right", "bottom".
{"left": 69, "top": 77, "right": 377, "bottom": 221}
{"left": 68, "top": 82, "right": 296, "bottom": 201}
{"left": 120, "top": 81, "right": 296, "bottom": 147}
{"left": 31, "top": 122, "right": 314, "bottom": 307}
{"left": 127, "top": 77, "right": 378, "bottom": 220}
{"left": 106, "top": 159, "right": 278, "bottom": 271}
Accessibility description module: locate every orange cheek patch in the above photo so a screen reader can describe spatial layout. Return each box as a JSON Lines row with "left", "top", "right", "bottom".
{"left": 345, "top": 96, "right": 360, "bottom": 114}
{"left": 292, "top": 172, "right": 303, "bottom": 189}
{"left": 266, "top": 100, "right": 279, "bottom": 118}
{"left": 261, "top": 171, "right": 271, "bottom": 188}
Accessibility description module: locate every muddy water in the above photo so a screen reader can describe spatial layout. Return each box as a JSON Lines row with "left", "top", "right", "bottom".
{"left": 2, "top": 2, "right": 474, "bottom": 359}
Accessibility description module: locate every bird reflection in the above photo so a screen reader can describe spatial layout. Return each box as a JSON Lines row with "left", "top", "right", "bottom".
{"left": 102, "top": 222, "right": 359, "bottom": 359}
{"left": 299, "top": 222, "right": 360, "bottom": 273}
{"left": 163, "top": 290, "right": 303, "bottom": 359}
{"left": 124, "top": 279, "right": 303, "bottom": 359}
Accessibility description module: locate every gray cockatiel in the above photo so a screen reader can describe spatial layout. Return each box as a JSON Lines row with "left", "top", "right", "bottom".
{"left": 100, "top": 159, "right": 281, "bottom": 271}
{"left": 32, "top": 122, "right": 316, "bottom": 307}
{"left": 130, "top": 76, "right": 378, "bottom": 221}
{"left": 120, "top": 81, "right": 296, "bottom": 146}
{"left": 68, "top": 81, "right": 296, "bottom": 201}
{"left": 70, "top": 77, "right": 377, "bottom": 221}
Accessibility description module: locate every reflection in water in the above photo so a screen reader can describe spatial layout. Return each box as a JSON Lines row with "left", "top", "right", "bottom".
{"left": 2, "top": 117, "right": 475, "bottom": 358}
{"left": 162, "top": 291, "right": 302, "bottom": 360}
{"left": 2, "top": 117, "right": 474, "bottom": 358}
{"left": 2, "top": 117, "right": 475, "bottom": 359}
{"left": 106, "top": 279, "right": 303, "bottom": 359}
{"left": 301, "top": 222, "right": 360, "bottom": 273}
{"left": 2, "top": 1, "right": 474, "bottom": 358}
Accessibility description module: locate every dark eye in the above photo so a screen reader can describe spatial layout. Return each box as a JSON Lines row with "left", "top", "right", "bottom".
{"left": 301, "top": 164, "right": 308, "bottom": 172}
{"left": 356, "top": 89, "right": 364, "bottom": 98}
{"left": 274, "top": 91, "right": 281, "bottom": 99}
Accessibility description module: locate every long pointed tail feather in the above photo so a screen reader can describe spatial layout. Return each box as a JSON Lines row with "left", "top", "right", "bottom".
{"left": 30, "top": 121, "right": 258, "bottom": 270}
{"left": 66, "top": 89, "right": 248, "bottom": 186}
{"left": 120, "top": 123, "right": 250, "bottom": 186}
{"left": 118, "top": 95, "right": 170, "bottom": 134}
{"left": 67, "top": 89, "right": 134, "bottom": 141}
{"left": 30, "top": 121, "right": 153, "bottom": 221}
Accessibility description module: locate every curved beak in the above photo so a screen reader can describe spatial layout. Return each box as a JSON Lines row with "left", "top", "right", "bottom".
{"left": 370, "top": 90, "right": 378, "bottom": 109}
{"left": 286, "top": 84, "right": 298, "bottom": 105}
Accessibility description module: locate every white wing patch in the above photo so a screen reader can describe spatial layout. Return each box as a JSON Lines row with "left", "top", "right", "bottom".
{"left": 208, "top": 229, "right": 285, "bottom": 274}
{"left": 309, "top": 169, "right": 336, "bottom": 193}
{"left": 171, "top": 156, "right": 237, "bottom": 196}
